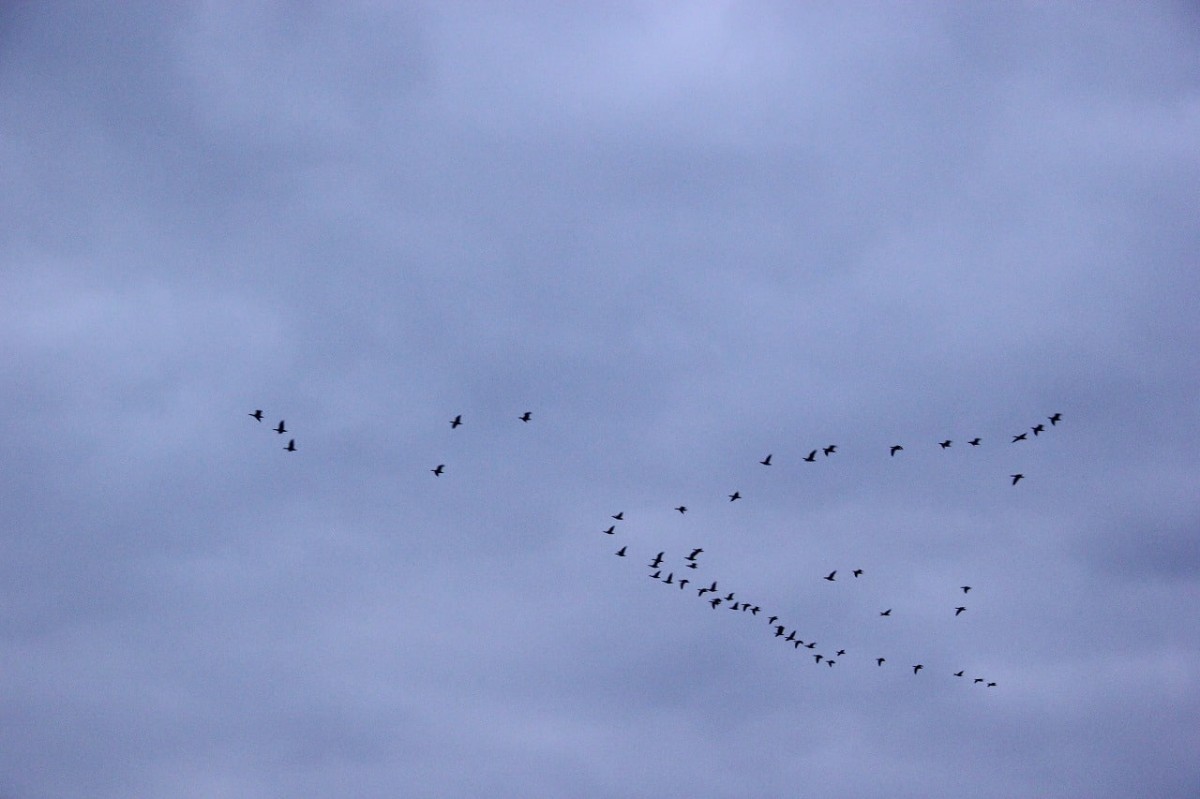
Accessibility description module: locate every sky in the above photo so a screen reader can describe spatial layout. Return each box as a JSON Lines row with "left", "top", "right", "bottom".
{"left": 2, "top": 2, "right": 1198, "bottom": 797}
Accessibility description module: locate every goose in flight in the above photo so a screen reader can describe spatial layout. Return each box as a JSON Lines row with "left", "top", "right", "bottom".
{"left": 1012, "top": 432, "right": 1028, "bottom": 442}
{"left": 824, "top": 570, "right": 837, "bottom": 582}
{"left": 961, "top": 586, "right": 972, "bottom": 593}
{"left": 274, "top": 420, "right": 287, "bottom": 434}
{"left": 249, "top": 409, "right": 264, "bottom": 421}
{"left": 987, "top": 682, "right": 997, "bottom": 687}
{"left": 836, "top": 649, "right": 846, "bottom": 656}
{"left": 709, "top": 597, "right": 722, "bottom": 608}
{"left": 954, "top": 671, "right": 964, "bottom": 677}
{"left": 955, "top": 606, "right": 967, "bottom": 616}
{"left": 675, "top": 505, "right": 688, "bottom": 514}
{"left": 649, "top": 552, "right": 664, "bottom": 568}
{"left": 913, "top": 664, "right": 924, "bottom": 674}
{"left": 814, "top": 654, "right": 823, "bottom": 663}
{"left": 1011, "top": 473, "right": 1024, "bottom": 485}
{"left": 877, "top": 658, "right": 886, "bottom": 666}
{"left": 284, "top": 439, "right": 296, "bottom": 452}
{"left": 678, "top": 579, "right": 689, "bottom": 590}
{"left": 602, "top": 525, "right": 615, "bottom": 535}
{"left": 890, "top": 445, "right": 903, "bottom": 456}
{"left": 431, "top": 464, "right": 445, "bottom": 476}
{"left": 612, "top": 512, "right": 624, "bottom": 520}
{"left": 1031, "top": 423, "right": 1045, "bottom": 436}
{"left": 803, "top": 450, "right": 818, "bottom": 462}
{"left": 450, "top": 415, "right": 462, "bottom": 428}
{"left": 728, "top": 491, "right": 741, "bottom": 502}
{"left": 853, "top": 569, "right": 863, "bottom": 578}
{"left": 760, "top": 454, "right": 772, "bottom": 466}
{"left": 615, "top": 546, "right": 626, "bottom": 557}
{"left": 939, "top": 439, "right": 952, "bottom": 449}
{"left": 685, "top": 548, "right": 703, "bottom": 561}
{"left": 968, "top": 437, "right": 981, "bottom": 446}
{"left": 880, "top": 609, "right": 892, "bottom": 616}
{"left": 519, "top": 412, "right": 532, "bottom": 422}
{"left": 974, "top": 678, "right": 985, "bottom": 684}
{"left": 1049, "top": 412, "right": 1062, "bottom": 425}
{"left": 823, "top": 445, "right": 837, "bottom": 456}
{"left": 649, "top": 571, "right": 661, "bottom": 580}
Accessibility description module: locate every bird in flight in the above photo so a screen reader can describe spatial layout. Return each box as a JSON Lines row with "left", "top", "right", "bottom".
{"left": 877, "top": 658, "right": 886, "bottom": 666}
{"left": 955, "top": 606, "right": 967, "bottom": 616}
{"left": 823, "top": 445, "right": 837, "bottom": 456}
{"left": 968, "top": 437, "right": 981, "bottom": 446}
{"left": 954, "top": 671, "right": 964, "bottom": 677}
{"left": 760, "top": 454, "right": 772, "bottom": 466}
{"left": 678, "top": 579, "right": 689, "bottom": 590}
{"left": 880, "top": 609, "right": 892, "bottom": 616}
{"left": 961, "top": 586, "right": 972, "bottom": 593}
{"left": 1049, "top": 412, "right": 1062, "bottom": 426}
{"left": 890, "top": 445, "right": 903, "bottom": 456}
{"left": 249, "top": 409, "right": 264, "bottom": 421}
{"left": 1011, "top": 473, "right": 1024, "bottom": 485}
{"left": 649, "top": 552, "right": 664, "bottom": 568}
{"left": 663, "top": 573, "right": 674, "bottom": 585}
{"left": 431, "top": 464, "right": 445, "bottom": 476}
{"left": 836, "top": 649, "right": 846, "bottom": 656}
{"left": 602, "top": 525, "right": 615, "bottom": 535}
{"left": 686, "top": 548, "right": 703, "bottom": 561}
{"left": 450, "top": 415, "right": 462, "bottom": 429}
{"left": 824, "top": 570, "right": 837, "bottom": 582}
{"left": 709, "top": 597, "right": 722, "bottom": 608}
{"left": 728, "top": 491, "right": 741, "bottom": 502}
{"left": 1012, "top": 432, "right": 1028, "bottom": 442}
{"left": 939, "top": 439, "right": 952, "bottom": 449}
{"left": 802, "top": 450, "right": 817, "bottom": 462}
{"left": 615, "top": 546, "right": 626, "bottom": 557}
{"left": 913, "top": 664, "right": 924, "bottom": 674}
{"left": 974, "top": 678, "right": 985, "bottom": 684}
{"left": 649, "top": 571, "right": 661, "bottom": 580}
{"left": 519, "top": 412, "right": 532, "bottom": 422}
{"left": 675, "top": 506, "right": 688, "bottom": 514}
{"left": 853, "top": 569, "right": 863, "bottom": 578}
{"left": 1031, "top": 423, "right": 1045, "bottom": 436}
{"left": 284, "top": 439, "right": 296, "bottom": 452}
{"left": 274, "top": 420, "right": 287, "bottom": 434}
{"left": 612, "top": 512, "right": 624, "bottom": 520}
{"left": 987, "top": 682, "right": 997, "bottom": 687}
{"left": 814, "top": 654, "right": 823, "bottom": 664}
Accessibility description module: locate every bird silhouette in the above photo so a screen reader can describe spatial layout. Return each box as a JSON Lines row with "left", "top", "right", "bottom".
{"left": 955, "top": 606, "right": 967, "bottom": 616}
{"left": 1049, "top": 412, "right": 1062, "bottom": 426}
{"left": 804, "top": 642, "right": 816, "bottom": 649}
{"left": 1011, "top": 473, "right": 1024, "bottom": 485}
{"left": 709, "top": 598, "right": 722, "bottom": 608}
{"left": 284, "top": 439, "right": 296, "bottom": 452}
{"left": 649, "top": 552, "right": 664, "bottom": 568}
{"left": 814, "top": 654, "right": 823, "bottom": 663}
{"left": 913, "top": 664, "right": 924, "bottom": 674}
{"left": 519, "top": 412, "right": 532, "bottom": 422}
{"left": 939, "top": 439, "right": 952, "bottom": 449}
{"left": 686, "top": 548, "right": 703, "bottom": 561}
{"left": 678, "top": 579, "right": 689, "bottom": 590}
{"left": 760, "top": 454, "right": 772, "bottom": 466}
{"left": 602, "top": 525, "right": 615, "bottom": 535}
{"left": 685, "top": 562, "right": 698, "bottom": 569}
{"left": 836, "top": 649, "right": 846, "bottom": 656}
{"left": 880, "top": 609, "right": 892, "bottom": 616}
{"left": 612, "top": 512, "right": 624, "bottom": 520}
{"left": 853, "top": 569, "right": 863, "bottom": 578}
{"left": 961, "top": 586, "right": 972, "bottom": 593}
{"left": 954, "top": 671, "right": 964, "bottom": 677}
{"left": 663, "top": 573, "right": 674, "bottom": 585}
{"left": 274, "top": 420, "right": 286, "bottom": 434}
{"left": 249, "top": 409, "right": 264, "bottom": 421}
{"left": 728, "top": 491, "right": 741, "bottom": 502}
{"left": 823, "top": 445, "right": 837, "bottom": 456}
{"left": 824, "top": 570, "right": 837, "bottom": 582}
{"left": 649, "top": 570, "right": 661, "bottom": 580}
{"left": 877, "top": 658, "right": 886, "bottom": 666}
{"left": 987, "top": 682, "right": 997, "bottom": 687}
{"left": 767, "top": 615, "right": 778, "bottom": 625}
{"left": 675, "top": 506, "right": 688, "bottom": 514}
{"left": 723, "top": 592, "right": 736, "bottom": 603}
{"left": 968, "top": 437, "right": 981, "bottom": 446}
{"left": 890, "top": 445, "right": 903, "bottom": 456}
{"left": 615, "top": 546, "right": 627, "bottom": 557}
{"left": 1032, "top": 423, "right": 1045, "bottom": 436}
{"left": 1012, "top": 432, "right": 1028, "bottom": 442}
{"left": 785, "top": 631, "right": 796, "bottom": 642}
{"left": 774, "top": 625, "right": 785, "bottom": 637}
{"left": 826, "top": 659, "right": 836, "bottom": 667}
{"left": 803, "top": 450, "right": 818, "bottom": 462}
{"left": 974, "top": 678, "right": 985, "bottom": 684}
{"left": 450, "top": 415, "right": 462, "bottom": 428}
{"left": 431, "top": 464, "right": 445, "bottom": 476}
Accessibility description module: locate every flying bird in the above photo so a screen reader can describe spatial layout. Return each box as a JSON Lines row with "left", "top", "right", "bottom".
{"left": 519, "top": 412, "right": 532, "bottom": 422}
{"left": 824, "top": 570, "right": 837, "bottom": 582}
{"left": 431, "top": 464, "right": 444, "bottom": 476}
{"left": 877, "top": 658, "right": 886, "bottom": 666}
{"left": 1012, "top": 432, "right": 1028, "bottom": 442}
{"left": 880, "top": 609, "right": 892, "bottom": 616}
{"left": 968, "top": 437, "right": 981, "bottom": 446}
{"left": 612, "top": 512, "right": 624, "bottom": 520}
{"left": 249, "top": 409, "right": 264, "bottom": 421}
{"left": 814, "top": 654, "right": 823, "bottom": 663}
{"left": 1049, "top": 412, "right": 1062, "bottom": 425}
{"left": 675, "top": 506, "right": 688, "bottom": 514}
{"left": 826, "top": 659, "right": 836, "bottom": 667}
{"left": 804, "top": 641, "right": 816, "bottom": 649}
{"left": 760, "top": 454, "right": 772, "bottom": 466}
{"left": 450, "top": 415, "right": 462, "bottom": 428}
{"left": 803, "top": 450, "right": 818, "bottom": 462}
{"left": 284, "top": 439, "right": 296, "bottom": 452}
{"left": 1011, "top": 473, "right": 1024, "bottom": 485}
{"left": 274, "top": 420, "right": 286, "bottom": 434}
{"left": 1032, "top": 423, "right": 1045, "bottom": 436}
{"left": 853, "top": 569, "right": 863, "bottom": 578}
{"left": 954, "top": 671, "right": 964, "bottom": 677}
{"left": 939, "top": 439, "right": 952, "bottom": 449}
{"left": 890, "top": 445, "right": 903, "bottom": 456}
{"left": 649, "top": 571, "right": 661, "bottom": 580}
{"left": 987, "top": 682, "right": 997, "bottom": 687}
{"left": 728, "top": 491, "right": 741, "bottom": 502}
{"left": 961, "top": 586, "right": 972, "bottom": 593}
{"left": 709, "top": 598, "right": 722, "bottom": 608}
{"left": 836, "top": 649, "right": 846, "bottom": 656}
{"left": 767, "top": 615, "right": 779, "bottom": 625}
{"left": 974, "top": 678, "right": 985, "bottom": 684}
{"left": 615, "top": 547, "right": 626, "bottom": 557}
{"left": 686, "top": 548, "right": 703, "bottom": 561}
{"left": 913, "top": 664, "right": 924, "bottom": 674}
{"left": 663, "top": 573, "right": 674, "bottom": 585}
{"left": 678, "top": 579, "right": 689, "bottom": 590}
{"left": 823, "top": 445, "right": 837, "bottom": 456}
{"left": 955, "top": 606, "right": 967, "bottom": 616}
{"left": 649, "top": 552, "right": 664, "bottom": 568}
{"left": 774, "top": 625, "right": 786, "bottom": 637}
{"left": 602, "top": 525, "right": 615, "bottom": 535}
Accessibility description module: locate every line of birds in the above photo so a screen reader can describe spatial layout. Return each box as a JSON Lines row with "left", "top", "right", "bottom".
{"left": 430, "top": 412, "right": 533, "bottom": 476}
{"left": 249, "top": 409, "right": 296, "bottom": 451}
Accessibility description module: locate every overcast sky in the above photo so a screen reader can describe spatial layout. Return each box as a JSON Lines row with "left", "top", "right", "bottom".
{"left": 2, "top": 3, "right": 1198, "bottom": 797}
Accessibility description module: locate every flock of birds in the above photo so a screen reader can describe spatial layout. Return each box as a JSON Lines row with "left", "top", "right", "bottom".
{"left": 249, "top": 406, "right": 1066, "bottom": 687}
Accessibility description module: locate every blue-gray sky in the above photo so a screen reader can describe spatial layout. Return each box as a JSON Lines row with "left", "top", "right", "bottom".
{"left": 2, "top": 3, "right": 1198, "bottom": 797}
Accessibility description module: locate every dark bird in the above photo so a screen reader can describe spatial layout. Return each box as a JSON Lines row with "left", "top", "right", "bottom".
{"left": 431, "top": 464, "right": 445, "bottom": 476}
{"left": 724, "top": 592, "right": 736, "bottom": 603}
{"left": 728, "top": 491, "right": 741, "bottom": 502}
{"left": 750, "top": 606, "right": 760, "bottom": 615}
{"left": 649, "top": 571, "right": 661, "bottom": 580}
{"left": 968, "top": 437, "right": 981, "bottom": 446}
{"left": 663, "top": 573, "right": 674, "bottom": 585}
{"left": 877, "top": 658, "right": 886, "bottom": 666}
{"left": 274, "top": 420, "right": 286, "bottom": 434}
{"left": 615, "top": 546, "right": 627, "bottom": 557}
{"left": 974, "top": 678, "right": 985, "bottom": 684}
{"left": 1031, "top": 423, "right": 1045, "bottom": 436}
{"left": 249, "top": 409, "right": 264, "bottom": 421}
{"left": 794, "top": 640, "right": 803, "bottom": 649}
{"left": 826, "top": 659, "right": 836, "bottom": 667}
{"left": 767, "top": 615, "right": 779, "bottom": 625}
{"left": 284, "top": 438, "right": 296, "bottom": 452}
{"left": 961, "top": 586, "right": 972, "bottom": 593}
{"left": 890, "top": 445, "right": 903, "bottom": 456}
{"left": 823, "top": 445, "right": 837, "bottom": 456}
{"left": 709, "top": 597, "right": 722, "bottom": 608}
{"left": 1049, "top": 412, "right": 1062, "bottom": 426}
{"left": 686, "top": 548, "right": 703, "bottom": 561}
{"left": 880, "top": 609, "right": 892, "bottom": 616}
{"left": 1011, "top": 473, "right": 1024, "bottom": 485}
{"left": 698, "top": 581, "right": 717, "bottom": 596}
{"left": 814, "top": 654, "right": 823, "bottom": 663}
{"left": 853, "top": 569, "right": 863, "bottom": 578}
{"left": 1012, "top": 432, "right": 1028, "bottom": 442}
{"left": 987, "top": 682, "right": 997, "bottom": 687}
{"left": 519, "top": 412, "right": 532, "bottom": 422}
{"left": 836, "top": 649, "right": 846, "bottom": 656}
{"left": 675, "top": 506, "right": 688, "bottom": 514}
{"left": 678, "top": 579, "right": 689, "bottom": 590}
{"left": 913, "top": 664, "right": 924, "bottom": 674}
{"left": 649, "top": 552, "right": 664, "bottom": 568}
{"left": 803, "top": 450, "right": 818, "bottom": 462}
{"left": 954, "top": 671, "right": 965, "bottom": 677}
{"left": 760, "top": 454, "right": 772, "bottom": 466}
{"left": 824, "top": 570, "right": 837, "bottom": 582}
{"left": 939, "top": 439, "right": 952, "bottom": 449}
{"left": 602, "top": 525, "right": 615, "bottom": 535}
{"left": 685, "top": 562, "right": 698, "bottom": 569}
{"left": 774, "top": 625, "right": 785, "bottom": 637}
{"left": 955, "top": 606, "right": 967, "bottom": 616}
{"left": 612, "top": 512, "right": 624, "bottom": 520}
{"left": 804, "top": 642, "right": 816, "bottom": 649}
{"left": 450, "top": 415, "right": 462, "bottom": 428}
{"left": 785, "top": 631, "right": 796, "bottom": 642}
